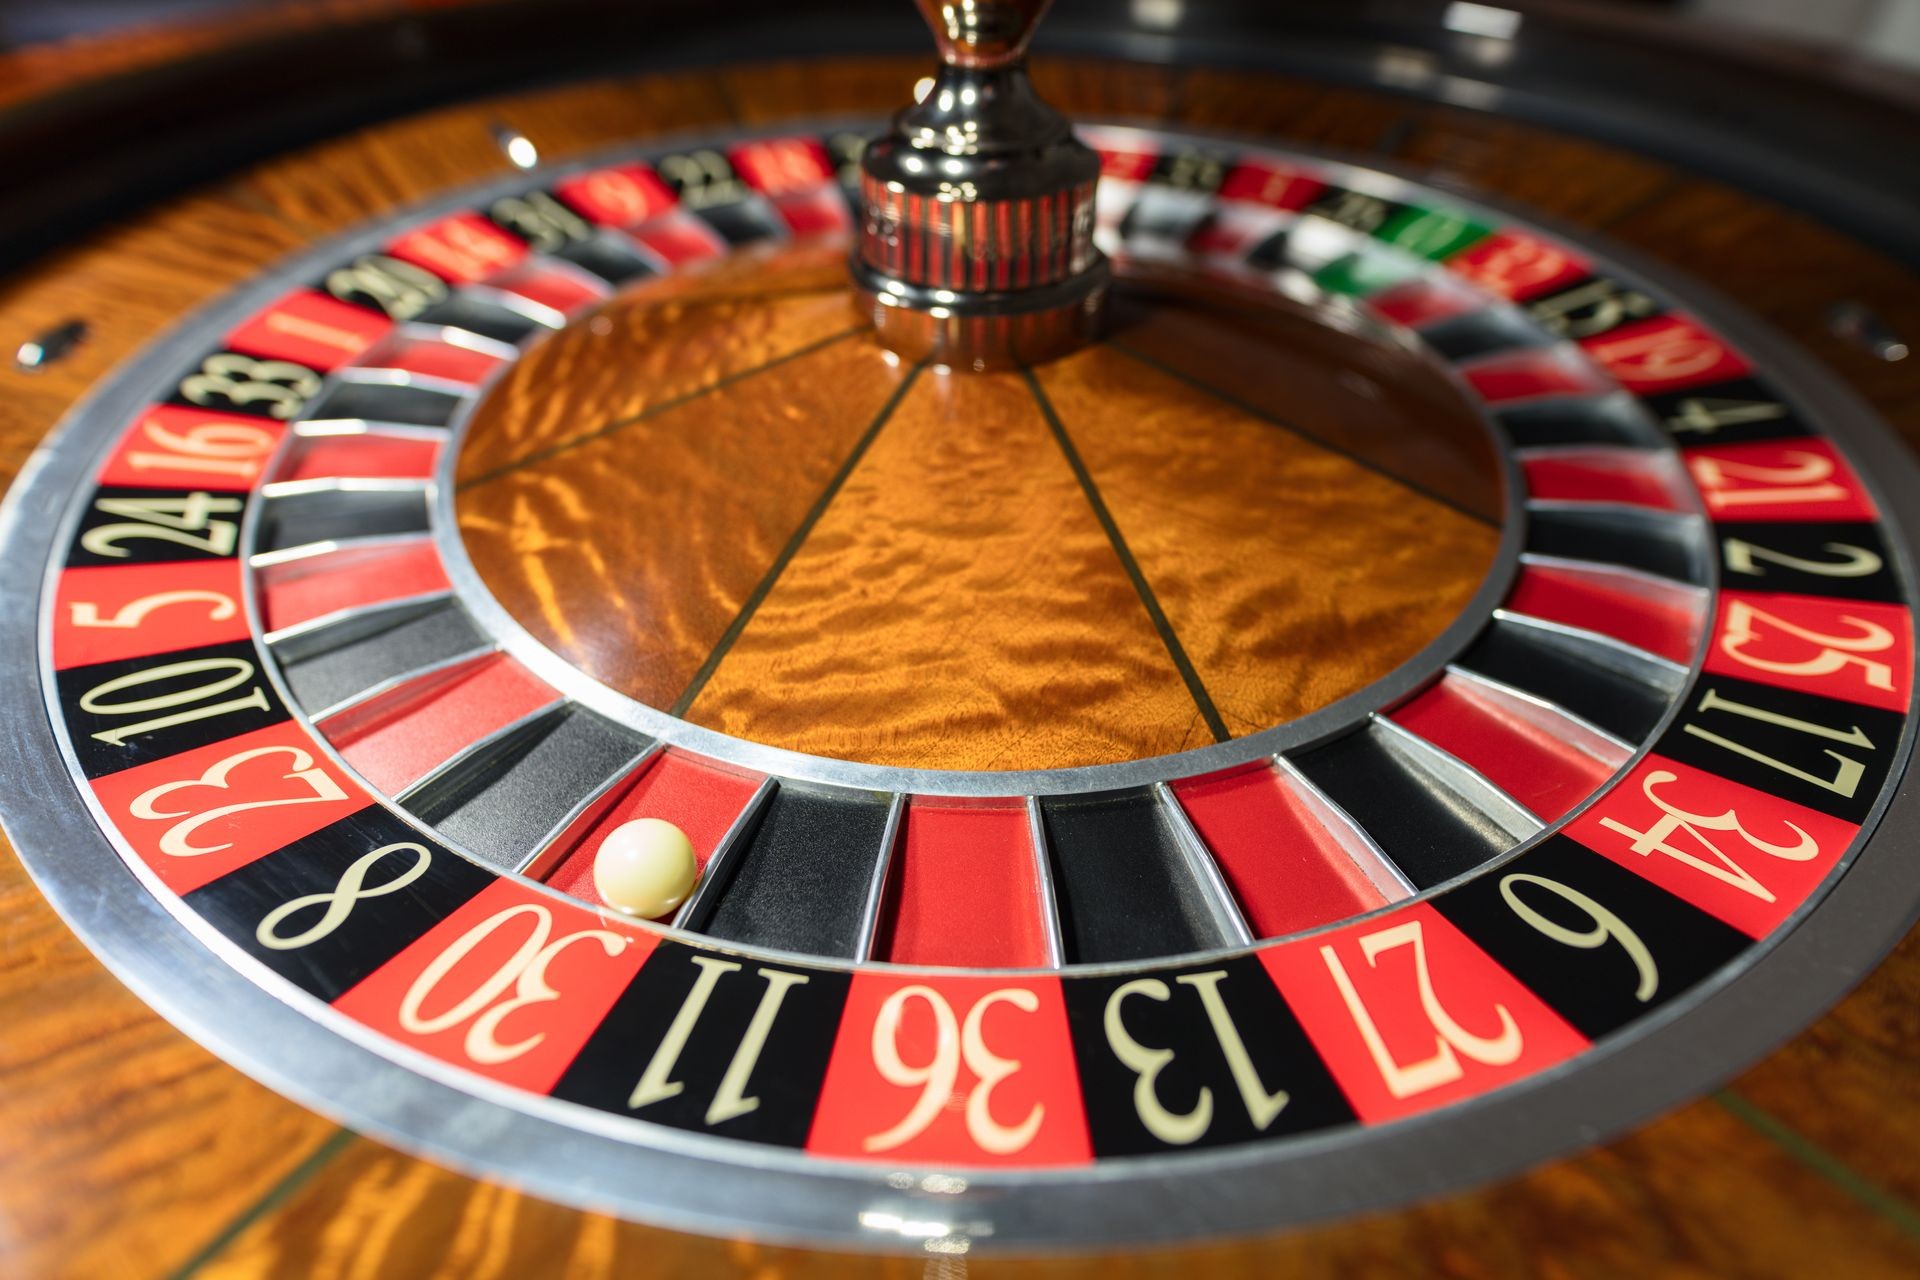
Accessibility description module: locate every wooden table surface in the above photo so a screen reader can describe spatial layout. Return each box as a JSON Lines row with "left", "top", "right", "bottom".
{"left": 0, "top": 24, "right": 1918, "bottom": 1280}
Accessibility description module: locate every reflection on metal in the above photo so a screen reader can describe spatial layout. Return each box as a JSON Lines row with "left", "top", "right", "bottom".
{"left": 1375, "top": 46, "right": 1438, "bottom": 91}
{"left": 491, "top": 121, "right": 539, "bottom": 171}
{"left": 1444, "top": 664, "right": 1635, "bottom": 761}
{"left": 1130, "top": 0, "right": 1184, "bottom": 31}
{"left": 395, "top": 697, "right": 568, "bottom": 807}
{"left": 519, "top": 743, "right": 661, "bottom": 878}
{"left": 262, "top": 588, "right": 456, "bottom": 654}
{"left": 852, "top": 794, "right": 908, "bottom": 962}
{"left": 853, "top": 0, "right": 1110, "bottom": 369}
{"left": 1828, "top": 300, "right": 1910, "bottom": 362}
{"left": 259, "top": 475, "right": 433, "bottom": 501}
{"left": 307, "top": 642, "right": 498, "bottom": 728}
{"left": 1273, "top": 756, "right": 1418, "bottom": 901}
{"left": 1492, "top": 609, "right": 1689, "bottom": 691}
{"left": 1443, "top": 3, "right": 1522, "bottom": 40}
{"left": 1155, "top": 783, "right": 1256, "bottom": 947}
{"left": 13, "top": 318, "right": 85, "bottom": 372}
{"left": 249, "top": 530, "right": 429, "bottom": 569}
{"left": 672, "top": 777, "right": 777, "bottom": 932}
{"left": 1025, "top": 796, "right": 1067, "bottom": 968}
{"left": 1369, "top": 715, "right": 1543, "bottom": 844}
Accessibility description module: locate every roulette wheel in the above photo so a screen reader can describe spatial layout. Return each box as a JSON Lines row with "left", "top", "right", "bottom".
{"left": 2, "top": 0, "right": 1920, "bottom": 1273}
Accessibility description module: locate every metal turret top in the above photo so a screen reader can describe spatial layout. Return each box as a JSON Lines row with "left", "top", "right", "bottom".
{"left": 850, "top": 0, "right": 1109, "bottom": 370}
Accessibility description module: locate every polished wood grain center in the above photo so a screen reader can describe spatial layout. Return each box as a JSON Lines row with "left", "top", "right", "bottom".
{"left": 453, "top": 238, "right": 1504, "bottom": 770}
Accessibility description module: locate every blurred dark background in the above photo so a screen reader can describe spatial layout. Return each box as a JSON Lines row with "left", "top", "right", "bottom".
{"left": 0, "top": 0, "right": 1915, "bottom": 274}
{"left": 0, "top": 0, "right": 221, "bottom": 43}
{"left": 2, "top": 0, "right": 1918, "bottom": 70}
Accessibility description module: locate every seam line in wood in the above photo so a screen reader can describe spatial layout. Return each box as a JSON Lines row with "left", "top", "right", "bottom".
{"left": 1163, "top": 65, "right": 1198, "bottom": 129}
{"left": 711, "top": 71, "right": 747, "bottom": 126}
{"left": 1712, "top": 1088, "right": 1920, "bottom": 1245}
{"left": 670, "top": 358, "right": 929, "bottom": 718}
{"left": 1591, "top": 171, "right": 1689, "bottom": 234}
{"left": 1104, "top": 337, "right": 1497, "bottom": 527}
{"left": 1024, "top": 365, "right": 1233, "bottom": 745}
{"left": 457, "top": 322, "right": 871, "bottom": 492}
{"left": 165, "top": 1127, "right": 360, "bottom": 1280}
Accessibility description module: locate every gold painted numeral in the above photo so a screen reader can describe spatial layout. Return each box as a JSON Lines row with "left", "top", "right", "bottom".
{"left": 1322, "top": 920, "right": 1523, "bottom": 1099}
{"left": 256, "top": 842, "right": 432, "bottom": 950}
{"left": 627, "top": 955, "right": 808, "bottom": 1125}
{"left": 398, "top": 903, "right": 627, "bottom": 1066}
{"left": 1598, "top": 769, "right": 1820, "bottom": 903}
{"left": 1103, "top": 970, "right": 1288, "bottom": 1145}
{"left": 865, "top": 985, "right": 1043, "bottom": 1155}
